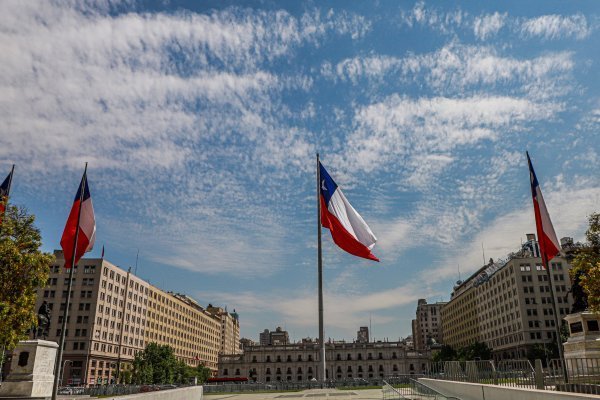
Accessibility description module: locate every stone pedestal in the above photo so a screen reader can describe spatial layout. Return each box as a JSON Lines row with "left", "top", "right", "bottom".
{"left": 0, "top": 340, "right": 58, "bottom": 399}
{"left": 563, "top": 312, "right": 600, "bottom": 358}
{"left": 563, "top": 312, "right": 600, "bottom": 378}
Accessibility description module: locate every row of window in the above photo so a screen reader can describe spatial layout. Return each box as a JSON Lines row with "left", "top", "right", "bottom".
{"left": 51, "top": 265, "right": 96, "bottom": 274}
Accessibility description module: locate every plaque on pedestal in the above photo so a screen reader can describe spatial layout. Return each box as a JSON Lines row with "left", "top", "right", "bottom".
{"left": 0, "top": 340, "right": 58, "bottom": 399}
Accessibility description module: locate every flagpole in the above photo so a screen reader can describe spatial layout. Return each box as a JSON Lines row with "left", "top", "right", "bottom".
{"left": 316, "top": 153, "right": 326, "bottom": 384}
{"left": 526, "top": 151, "right": 568, "bottom": 382}
{"left": 52, "top": 163, "right": 88, "bottom": 400}
{"left": 542, "top": 254, "right": 568, "bottom": 382}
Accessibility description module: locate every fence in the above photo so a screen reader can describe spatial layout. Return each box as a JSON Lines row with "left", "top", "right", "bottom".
{"left": 427, "top": 360, "right": 537, "bottom": 389}
{"left": 426, "top": 358, "right": 600, "bottom": 395}
{"left": 70, "top": 383, "right": 184, "bottom": 397}
{"left": 549, "top": 358, "right": 600, "bottom": 395}
{"left": 383, "top": 379, "right": 459, "bottom": 400}
{"left": 203, "top": 375, "right": 423, "bottom": 393}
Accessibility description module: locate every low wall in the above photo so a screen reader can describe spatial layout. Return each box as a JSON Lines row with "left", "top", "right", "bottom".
{"left": 418, "top": 378, "right": 600, "bottom": 400}
{"left": 100, "top": 386, "right": 203, "bottom": 400}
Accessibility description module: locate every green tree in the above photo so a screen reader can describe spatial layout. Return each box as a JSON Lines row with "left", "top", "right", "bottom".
{"left": 132, "top": 343, "right": 179, "bottom": 384}
{"left": 457, "top": 341, "right": 492, "bottom": 361}
{"left": 194, "top": 363, "right": 212, "bottom": 384}
{"left": 120, "top": 369, "right": 132, "bottom": 384}
{"left": 0, "top": 205, "right": 53, "bottom": 351}
{"left": 432, "top": 345, "right": 457, "bottom": 362}
{"left": 570, "top": 213, "right": 600, "bottom": 312}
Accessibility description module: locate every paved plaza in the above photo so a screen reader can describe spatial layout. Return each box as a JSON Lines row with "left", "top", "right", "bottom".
{"left": 205, "top": 389, "right": 382, "bottom": 400}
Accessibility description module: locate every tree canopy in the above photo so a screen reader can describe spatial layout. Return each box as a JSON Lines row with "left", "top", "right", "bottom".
{"left": 570, "top": 213, "right": 600, "bottom": 312}
{"left": 132, "top": 343, "right": 212, "bottom": 385}
{"left": 431, "top": 342, "right": 492, "bottom": 362}
{"left": 0, "top": 204, "right": 53, "bottom": 350}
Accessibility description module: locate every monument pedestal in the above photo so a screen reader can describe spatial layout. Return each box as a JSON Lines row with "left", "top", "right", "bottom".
{"left": 563, "top": 311, "right": 600, "bottom": 359}
{"left": 0, "top": 340, "right": 58, "bottom": 399}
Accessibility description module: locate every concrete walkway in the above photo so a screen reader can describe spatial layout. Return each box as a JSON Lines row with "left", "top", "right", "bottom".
{"left": 205, "top": 388, "right": 382, "bottom": 400}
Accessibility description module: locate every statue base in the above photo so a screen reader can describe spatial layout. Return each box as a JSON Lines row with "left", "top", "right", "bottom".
{"left": 564, "top": 311, "right": 600, "bottom": 358}
{"left": 0, "top": 340, "right": 58, "bottom": 399}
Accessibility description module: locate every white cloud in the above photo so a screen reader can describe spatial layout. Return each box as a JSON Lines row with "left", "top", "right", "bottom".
{"left": 474, "top": 12, "right": 507, "bottom": 40}
{"left": 521, "top": 14, "right": 590, "bottom": 40}
{"left": 0, "top": 2, "right": 367, "bottom": 177}
{"left": 324, "top": 44, "right": 574, "bottom": 100}
{"left": 200, "top": 281, "right": 431, "bottom": 338}
{"left": 345, "top": 94, "right": 561, "bottom": 174}
{"left": 399, "top": 2, "right": 465, "bottom": 35}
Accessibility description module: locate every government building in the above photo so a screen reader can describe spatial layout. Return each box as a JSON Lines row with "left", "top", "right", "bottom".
{"left": 29, "top": 251, "right": 239, "bottom": 385}
{"left": 218, "top": 339, "right": 430, "bottom": 382}
{"left": 440, "top": 234, "right": 574, "bottom": 360}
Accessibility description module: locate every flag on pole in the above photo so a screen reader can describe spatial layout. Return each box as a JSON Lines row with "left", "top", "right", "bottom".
{"left": 319, "top": 162, "right": 379, "bottom": 261}
{"left": 0, "top": 167, "right": 14, "bottom": 226}
{"left": 60, "top": 171, "right": 96, "bottom": 268}
{"left": 101, "top": 245, "right": 105, "bottom": 259}
{"left": 527, "top": 151, "right": 561, "bottom": 266}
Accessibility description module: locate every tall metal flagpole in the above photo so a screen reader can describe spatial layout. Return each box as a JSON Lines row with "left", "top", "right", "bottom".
{"left": 542, "top": 253, "right": 568, "bottom": 383}
{"left": 52, "top": 163, "right": 87, "bottom": 400}
{"left": 316, "top": 153, "right": 326, "bottom": 384}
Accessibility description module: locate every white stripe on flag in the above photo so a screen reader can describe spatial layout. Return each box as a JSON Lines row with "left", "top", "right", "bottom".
{"left": 535, "top": 186, "right": 560, "bottom": 251}
{"left": 327, "top": 188, "right": 377, "bottom": 249}
{"left": 80, "top": 198, "right": 96, "bottom": 251}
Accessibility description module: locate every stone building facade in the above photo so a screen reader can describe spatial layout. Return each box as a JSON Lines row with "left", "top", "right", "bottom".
{"left": 32, "top": 251, "right": 229, "bottom": 385}
{"left": 412, "top": 299, "right": 446, "bottom": 350}
{"left": 441, "top": 235, "right": 574, "bottom": 360}
{"left": 207, "top": 305, "right": 241, "bottom": 355}
{"left": 218, "top": 341, "right": 430, "bottom": 382}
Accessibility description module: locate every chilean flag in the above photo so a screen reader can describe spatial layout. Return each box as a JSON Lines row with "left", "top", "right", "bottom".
{"left": 320, "top": 162, "right": 379, "bottom": 262}
{"left": 0, "top": 169, "right": 13, "bottom": 226}
{"left": 527, "top": 151, "right": 561, "bottom": 266}
{"left": 60, "top": 170, "right": 96, "bottom": 268}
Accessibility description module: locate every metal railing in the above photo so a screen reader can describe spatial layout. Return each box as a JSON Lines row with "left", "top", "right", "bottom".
{"left": 383, "top": 379, "right": 459, "bottom": 400}
{"left": 75, "top": 383, "right": 186, "bottom": 396}
{"left": 427, "top": 360, "right": 536, "bottom": 389}
{"left": 203, "top": 376, "right": 423, "bottom": 393}
{"left": 427, "top": 358, "right": 600, "bottom": 395}
{"left": 428, "top": 360, "right": 526, "bottom": 388}
{"left": 549, "top": 358, "right": 600, "bottom": 395}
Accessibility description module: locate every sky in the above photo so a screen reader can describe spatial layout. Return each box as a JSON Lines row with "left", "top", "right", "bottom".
{"left": 1, "top": 0, "right": 599, "bottom": 343}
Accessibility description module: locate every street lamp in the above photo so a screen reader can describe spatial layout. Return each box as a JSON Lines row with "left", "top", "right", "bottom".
{"left": 61, "top": 360, "right": 73, "bottom": 386}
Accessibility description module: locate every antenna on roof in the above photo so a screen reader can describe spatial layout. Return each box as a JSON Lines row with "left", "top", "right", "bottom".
{"left": 458, "top": 264, "right": 461, "bottom": 281}
{"left": 481, "top": 242, "right": 486, "bottom": 265}
{"left": 134, "top": 248, "right": 139, "bottom": 275}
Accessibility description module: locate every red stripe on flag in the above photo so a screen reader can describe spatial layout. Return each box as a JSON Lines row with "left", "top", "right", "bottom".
{"left": 0, "top": 203, "right": 5, "bottom": 226}
{"left": 60, "top": 199, "right": 93, "bottom": 268}
{"left": 321, "top": 196, "right": 379, "bottom": 262}
{"left": 532, "top": 197, "right": 560, "bottom": 266}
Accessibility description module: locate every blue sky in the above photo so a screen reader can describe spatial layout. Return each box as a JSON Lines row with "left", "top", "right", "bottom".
{"left": 1, "top": 0, "right": 599, "bottom": 343}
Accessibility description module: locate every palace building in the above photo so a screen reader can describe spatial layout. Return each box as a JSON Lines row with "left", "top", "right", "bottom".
{"left": 218, "top": 339, "right": 430, "bottom": 382}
